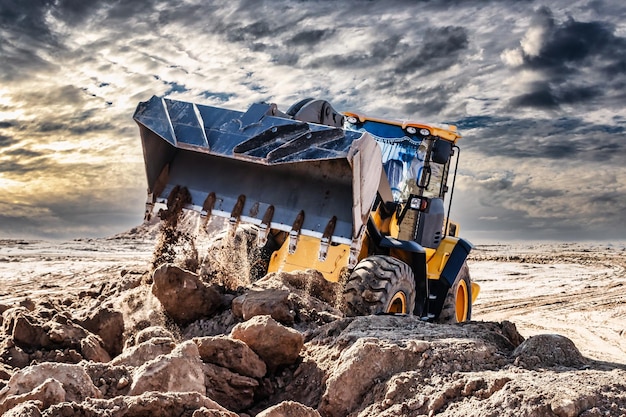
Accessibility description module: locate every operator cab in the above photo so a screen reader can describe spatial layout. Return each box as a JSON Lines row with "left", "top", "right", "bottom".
{"left": 344, "top": 113, "right": 460, "bottom": 249}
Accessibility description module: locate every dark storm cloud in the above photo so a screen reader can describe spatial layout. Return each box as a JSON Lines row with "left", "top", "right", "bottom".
{"left": 4, "top": 148, "right": 45, "bottom": 159}
{"left": 287, "top": 29, "right": 333, "bottom": 46}
{"left": 401, "top": 84, "right": 461, "bottom": 117}
{"left": 0, "top": 0, "right": 55, "bottom": 39}
{"left": 509, "top": 6, "right": 626, "bottom": 111}
{"left": 512, "top": 82, "right": 559, "bottom": 109}
{"left": 395, "top": 26, "right": 469, "bottom": 75}
{"left": 0, "top": 135, "right": 16, "bottom": 147}
{"left": 457, "top": 115, "right": 625, "bottom": 163}
{"left": 527, "top": 14, "right": 621, "bottom": 74}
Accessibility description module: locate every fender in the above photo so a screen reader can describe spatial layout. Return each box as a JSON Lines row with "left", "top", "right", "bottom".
{"left": 426, "top": 237, "right": 473, "bottom": 319}
{"left": 439, "top": 238, "right": 472, "bottom": 287}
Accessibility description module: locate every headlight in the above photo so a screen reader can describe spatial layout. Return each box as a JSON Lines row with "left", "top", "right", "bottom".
{"left": 419, "top": 128, "right": 431, "bottom": 136}
{"left": 346, "top": 116, "right": 358, "bottom": 124}
{"left": 410, "top": 196, "right": 428, "bottom": 211}
{"left": 406, "top": 126, "right": 417, "bottom": 134}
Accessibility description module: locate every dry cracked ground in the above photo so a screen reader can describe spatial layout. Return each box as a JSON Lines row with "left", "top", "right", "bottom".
{"left": 0, "top": 215, "right": 625, "bottom": 417}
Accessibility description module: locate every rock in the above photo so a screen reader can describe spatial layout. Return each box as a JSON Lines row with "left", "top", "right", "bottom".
{"left": 192, "top": 407, "right": 239, "bottom": 417}
{"left": 203, "top": 362, "right": 258, "bottom": 411}
{"left": 110, "top": 337, "right": 176, "bottom": 367}
{"left": 0, "top": 362, "right": 101, "bottom": 408}
{"left": 46, "top": 391, "right": 237, "bottom": 417}
{"left": 129, "top": 340, "right": 205, "bottom": 395}
{"left": 3, "top": 308, "right": 50, "bottom": 349}
{"left": 134, "top": 326, "right": 175, "bottom": 345}
{"left": 2, "top": 401, "right": 42, "bottom": 417}
{"left": 0, "top": 362, "right": 14, "bottom": 380}
{"left": 152, "top": 264, "right": 225, "bottom": 325}
{"left": 18, "top": 299, "right": 35, "bottom": 312}
{"left": 230, "top": 315, "right": 304, "bottom": 371}
{"left": 3, "top": 307, "right": 111, "bottom": 362}
{"left": 318, "top": 337, "right": 408, "bottom": 417}
{"left": 82, "top": 362, "right": 133, "bottom": 399}
{"left": 76, "top": 307, "right": 125, "bottom": 357}
{"left": 183, "top": 310, "right": 239, "bottom": 339}
{"left": 256, "top": 400, "right": 321, "bottom": 417}
{"left": 513, "top": 334, "right": 587, "bottom": 368}
{"left": 194, "top": 335, "right": 266, "bottom": 378}
{"left": 1, "top": 346, "right": 29, "bottom": 369}
{"left": 259, "top": 270, "right": 339, "bottom": 305}
{"left": 232, "top": 290, "right": 295, "bottom": 325}
{"left": 80, "top": 334, "right": 111, "bottom": 363}
{"left": 0, "top": 378, "right": 64, "bottom": 415}
{"left": 500, "top": 320, "right": 525, "bottom": 347}
{"left": 47, "top": 315, "right": 90, "bottom": 345}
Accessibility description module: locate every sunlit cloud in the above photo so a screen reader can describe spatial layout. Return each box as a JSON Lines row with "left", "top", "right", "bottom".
{"left": 1, "top": 0, "right": 625, "bottom": 241}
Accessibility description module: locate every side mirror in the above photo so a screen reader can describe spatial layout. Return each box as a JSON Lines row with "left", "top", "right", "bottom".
{"left": 431, "top": 139, "right": 453, "bottom": 164}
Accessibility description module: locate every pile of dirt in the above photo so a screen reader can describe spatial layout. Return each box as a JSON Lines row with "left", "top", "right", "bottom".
{"left": 1, "top": 217, "right": 625, "bottom": 416}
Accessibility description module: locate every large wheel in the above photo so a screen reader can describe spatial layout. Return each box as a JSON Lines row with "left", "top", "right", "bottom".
{"left": 343, "top": 255, "right": 416, "bottom": 316}
{"left": 437, "top": 261, "right": 472, "bottom": 323}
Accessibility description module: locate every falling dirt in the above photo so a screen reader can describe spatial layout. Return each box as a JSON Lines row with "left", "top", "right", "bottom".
{"left": 152, "top": 185, "right": 199, "bottom": 272}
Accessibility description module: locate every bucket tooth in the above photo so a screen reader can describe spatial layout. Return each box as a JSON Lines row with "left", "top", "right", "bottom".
{"left": 318, "top": 216, "right": 337, "bottom": 261}
{"left": 144, "top": 193, "right": 155, "bottom": 221}
{"left": 229, "top": 194, "right": 246, "bottom": 232}
{"left": 348, "top": 224, "right": 365, "bottom": 268}
{"left": 288, "top": 211, "right": 305, "bottom": 254}
{"left": 201, "top": 192, "right": 217, "bottom": 226}
{"left": 257, "top": 205, "right": 275, "bottom": 247}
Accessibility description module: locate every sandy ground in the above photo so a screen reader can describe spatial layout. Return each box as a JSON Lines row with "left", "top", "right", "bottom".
{"left": 469, "top": 242, "right": 626, "bottom": 364}
{"left": 1, "top": 237, "right": 625, "bottom": 365}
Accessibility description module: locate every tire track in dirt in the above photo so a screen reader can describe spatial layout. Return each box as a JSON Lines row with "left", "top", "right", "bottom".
{"left": 469, "top": 243, "right": 626, "bottom": 363}
{"left": 0, "top": 239, "right": 153, "bottom": 305}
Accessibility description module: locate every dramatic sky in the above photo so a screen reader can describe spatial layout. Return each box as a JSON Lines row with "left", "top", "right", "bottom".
{"left": 1, "top": 0, "right": 625, "bottom": 242}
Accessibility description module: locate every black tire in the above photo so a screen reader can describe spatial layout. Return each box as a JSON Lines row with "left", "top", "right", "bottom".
{"left": 343, "top": 255, "right": 416, "bottom": 316}
{"left": 436, "top": 261, "right": 472, "bottom": 323}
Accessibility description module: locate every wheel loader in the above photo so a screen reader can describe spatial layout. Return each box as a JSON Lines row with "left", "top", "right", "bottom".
{"left": 134, "top": 96, "right": 479, "bottom": 322}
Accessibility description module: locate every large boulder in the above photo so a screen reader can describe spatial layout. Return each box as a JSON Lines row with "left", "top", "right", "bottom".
{"left": 128, "top": 340, "right": 205, "bottom": 395}
{"left": 318, "top": 337, "right": 412, "bottom": 417}
{"left": 512, "top": 334, "right": 588, "bottom": 369}
{"left": 0, "top": 378, "right": 64, "bottom": 415}
{"left": 3, "top": 401, "right": 42, "bottom": 417}
{"left": 110, "top": 337, "right": 176, "bottom": 367}
{"left": 2, "top": 307, "right": 109, "bottom": 363}
{"left": 75, "top": 306, "right": 125, "bottom": 357}
{"left": 134, "top": 326, "right": 175, "bottom": 345}
{"left": 202, "top": 363, "right": 258, "bottom": 412}
{"left": 80, "top": 334, "right": 111, "bottom": 363}
{"left": 2, "top": 308, "right": 50, "bottom": 349}
{"left": 194, "top": 336, "right": 266, "bottom": 378}
{"left": 230, "top": 315, "right": 304, "bottom": 371}
{"left": 232, "top": 289, "right": 295, "bottom": 325}
{"left": 46, "top": 391, "right": 238, "bottom": 417}
{"left": 0, "top": 362, "right": 101, "bottom": 414}
{"left": 151, "top": 264, "right": 226, "bottom": 325}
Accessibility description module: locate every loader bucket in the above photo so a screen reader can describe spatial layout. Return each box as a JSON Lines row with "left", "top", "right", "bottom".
{"left": 133, "top": 96, "right": 382, "bottom": 247}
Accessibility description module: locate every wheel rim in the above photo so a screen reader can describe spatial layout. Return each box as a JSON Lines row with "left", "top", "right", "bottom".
{"left": 455, "top": 280, "right": 469, "bottom": 322}
{"left": 387, "top": 291, "right": 407, "bottom": 314}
